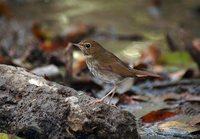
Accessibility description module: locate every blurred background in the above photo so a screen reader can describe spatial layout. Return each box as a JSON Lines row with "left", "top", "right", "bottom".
{"left": 1, "top": 0, "right": 200, "bottom": 71}
{"left": 1, "top": 0, "right": 200, "bottom": 138}
{"left": 0, "top": 0, "right": 200, "bottom": 66}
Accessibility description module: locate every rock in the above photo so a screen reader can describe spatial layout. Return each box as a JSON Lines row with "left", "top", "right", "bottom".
{"left": 0, "top": 64, "right": 140, "bottom": 139}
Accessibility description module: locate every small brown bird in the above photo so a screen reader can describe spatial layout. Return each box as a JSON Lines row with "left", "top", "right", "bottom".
{"left": 73, "top": 40, "right": 160, "bottom": 104}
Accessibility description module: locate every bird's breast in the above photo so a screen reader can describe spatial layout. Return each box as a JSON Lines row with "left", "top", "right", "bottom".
{"left": 86, "top": 58, "right": 122, "bottom": 84}
{"left": 86, "top": 58, "right": 100, "bottom": 75}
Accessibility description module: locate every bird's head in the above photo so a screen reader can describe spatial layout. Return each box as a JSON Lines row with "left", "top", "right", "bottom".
{"left": 72, "top": 40, "right": 105, "bottom": 57}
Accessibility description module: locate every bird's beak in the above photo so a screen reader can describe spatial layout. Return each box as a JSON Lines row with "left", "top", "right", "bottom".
{"left": 72, "top": 43, "right": 82, "bottom": 48}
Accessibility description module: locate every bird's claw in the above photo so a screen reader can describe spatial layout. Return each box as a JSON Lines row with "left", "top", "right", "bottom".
{"left": 89, "top": 98, "right": 116, "bottom": 106}
{"left": 88, "top": 98, "right": 104, "bottom": 105}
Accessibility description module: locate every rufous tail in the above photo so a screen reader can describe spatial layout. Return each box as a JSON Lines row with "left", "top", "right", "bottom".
{"left": 131, "top": 69, "right": 160, "bottom": 78}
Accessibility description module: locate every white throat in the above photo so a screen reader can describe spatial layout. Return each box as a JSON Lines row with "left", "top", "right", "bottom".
{"left": 85, "top": 55, "right": 93, "bottom": 58}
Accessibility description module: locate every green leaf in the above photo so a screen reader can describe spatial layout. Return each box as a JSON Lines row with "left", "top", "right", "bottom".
{"left": 158, "top": 52, "right": 196, "bottom": 68}
{"left": 0, "top": 133, "right": 22, "bottom": 139}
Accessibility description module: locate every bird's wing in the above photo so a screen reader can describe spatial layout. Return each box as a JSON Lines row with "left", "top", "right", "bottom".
{"left": 98, "top": 51, "right": 160, "bottom": 78}
{"left": 97, "top": 51, "right": 134, "bottom": 77}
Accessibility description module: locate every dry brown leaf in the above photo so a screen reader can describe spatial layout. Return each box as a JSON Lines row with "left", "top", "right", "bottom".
{"left": 0, "top": 2, "right": 13, "bottom": 18}
{"left": 169, "top": 70, "right": 187, "bottom": 81}
{"left": 192, "top": 39, "right": 200, "bottom": 51}
{"left": 0, "top": 55, "right": 14, "bottom": 65}
{"left": 73, "top": 56, "right": 87, "bottom": 76}
{"left": 131, "top": 95, "right": 150, "bottom": 102}
{"left": 116, "top": 95, "right": 136, "bottom": 105}
{"left": 32, "top": 22, "right": 50, "bottom": 41}
{"left": 158, "top": 93, "right": 181, "bottom": 102}
{"left": 189, "top": 115, "right": 200, "bottom": 126}
{"left": 182, "top": 94, "right": 200, "bottom": 103}
{"left": 117, "top": 94, "right": 150, "bottom": 105}
{"left": 64, "top": 24, "right": 95, "bottom": 43}
{"left": 140, "top": 44, "right": 161, "bottom": 65}
{"left": 141, "top": 108, "right": 178, "bottom": 123}
{"left": 158, "top": 121, "right": 200, "bottom": 135}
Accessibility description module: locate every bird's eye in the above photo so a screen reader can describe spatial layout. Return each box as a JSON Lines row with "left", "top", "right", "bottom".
{"left": 85, "top": 43, "right": 91, "bottom": 48}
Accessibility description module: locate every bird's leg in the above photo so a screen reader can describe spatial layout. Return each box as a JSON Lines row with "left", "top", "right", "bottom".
{"left": 89, "top": 85, "right": 117, "bottom": 104}
{"left": 100, "top": 85, "right": 117, "bottom": 103}
{"left": 108, "top": 87, "right": 117, "bottom": 104}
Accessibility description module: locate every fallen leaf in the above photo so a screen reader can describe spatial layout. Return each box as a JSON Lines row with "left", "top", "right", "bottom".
{"left": 183, "top": 94, "right": 200, "bottom": 103}
{"left": 158, "top": 93, "right": 181, "bottom": 102}
{"left": 0, "top": 2, "right": 13, "bottom": 18}
{"left": 152, "top": 65, "right": 165, "bottom": 73}
{"left": 32, "top": 22, "right": 53, "bottom": 41}
{"left": 192, "top": 39, "right": 200, "bottom": 51}
{"left": 116, "top": 95, "right": 136, "bottom": 105}
{"left": 38, "top": 24, "right": 95, "bottom": 52}
{"left": 169, "top": 70, "right": 187, "bottom": 81}
{"left": 31, "top": 64, "right": 60, "bottom": 78}
{"left": 140, "top": 44, "right": 161, "bottom": 65}
{"left": 158, "top": 52, "right": 195, "bottom": 67}
{"left": 0, "top": 133, "right": 21, "bottom": 139}
{"left": 117, "top": 94, "right": 150, "bottom": 106}
{"left": 73, "top": 56, "right": 87, "bottom": 76}
{"left": 189, "top": 115, "right": 200, "bottom": 126}
{"left": 0, "top": 55, "right": 14, "bottom": 65}
{"left": 40, "top": 40, "right": 64, "bottom": 52}
{"left": 131, "top": 95, "right": 150, "bottom": 102}
{"left": 141, "top": 108, "right": 178, "bottom": 123}
{"left": 64, "top": 24, "right": 95, "bottom": 43}
{"left": 158, "top": 121, "right": 200, "bottom": 135}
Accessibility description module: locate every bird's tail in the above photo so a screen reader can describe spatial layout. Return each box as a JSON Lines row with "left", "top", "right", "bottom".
{"left": 130, "top": 69, "right": 160, "bottom": 78}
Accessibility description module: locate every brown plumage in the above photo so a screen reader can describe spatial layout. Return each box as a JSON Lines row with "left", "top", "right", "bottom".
{"left": 73, "top": 40, "right": 160, "bottom": 104}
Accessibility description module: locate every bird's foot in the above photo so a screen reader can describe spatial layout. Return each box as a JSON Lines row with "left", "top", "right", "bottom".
{"left": 89, "top": 98, "right": 117, "bottom": 107}
{"left": 88, "top": 98, "right": 105, "bottom": 105}
{"left": 89, "top": 86, "right": 117, "bottom": 105}
{"left": 110, "top": 104, "right": 118, "bottom": 109}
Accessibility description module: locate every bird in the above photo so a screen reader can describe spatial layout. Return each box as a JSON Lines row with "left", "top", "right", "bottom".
{"left": 72, "top": 40, "right": 160, "bottom": 104}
